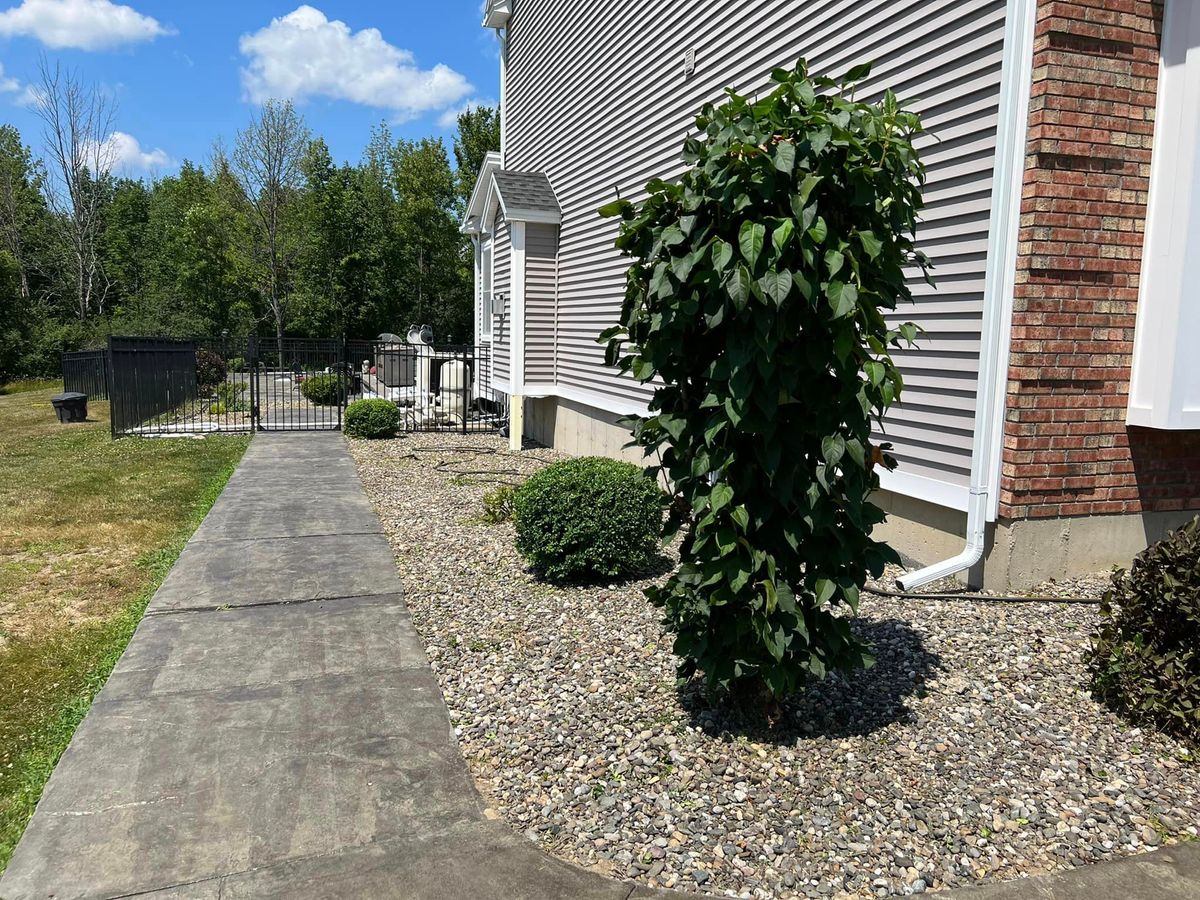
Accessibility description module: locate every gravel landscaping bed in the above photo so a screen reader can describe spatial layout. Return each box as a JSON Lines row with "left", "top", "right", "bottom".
{"left": 350, "top": 433, "right": 1200, "bottom": 899}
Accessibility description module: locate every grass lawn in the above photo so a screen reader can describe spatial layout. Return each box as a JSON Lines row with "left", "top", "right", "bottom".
{"left": 0, "top": 386, "right": 249, "bottom": 871}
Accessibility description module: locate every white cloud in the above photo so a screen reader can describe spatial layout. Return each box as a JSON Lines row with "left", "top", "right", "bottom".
{"left": 0, "top": 0, "right": 173, "bottom": 50}
{"left": 88, "top": 131, "right": 173, "bottom": 174}
{"left": 0, "top": 62, "right": 20, "bottom": 93}
{"left": 437, "top": 96, "right": 496, "bottom": 129}
{"left": 239, "top": 5, "right": 473, "bottom": 119}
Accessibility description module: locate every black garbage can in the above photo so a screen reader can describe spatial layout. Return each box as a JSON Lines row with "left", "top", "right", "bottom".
{"left": 51, "top": 391, "right": 88, "bottom": 423}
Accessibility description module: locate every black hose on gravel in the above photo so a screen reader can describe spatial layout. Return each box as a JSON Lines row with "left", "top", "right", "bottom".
{"left": 862, "top": 585, "right": 1103, "bottom": 605}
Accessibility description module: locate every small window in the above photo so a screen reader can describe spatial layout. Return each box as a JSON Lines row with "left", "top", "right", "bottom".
{"left": 480, "top": 238, "right": 494, "bottom": 340}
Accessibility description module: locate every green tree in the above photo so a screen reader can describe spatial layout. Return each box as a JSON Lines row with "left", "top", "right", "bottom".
{"left": 452, "top": 105, "right": 500, "bottom": 212}
{"left": 292, "top": 138, "right": 373, "bottom": 336}
{"left": 101, "top": 178, "right": 150, "bottom": 310}
{"left": 392, "top": 137, "right": 471, "bottom": 340}
{"left": 0, "top": 123, "right": 73, "bottom": 377}
{"left": 230, "top": 100, "right": 310, "bottom": 351}
{"left": 601, "top": 61, "right": 927, "bottom": 705}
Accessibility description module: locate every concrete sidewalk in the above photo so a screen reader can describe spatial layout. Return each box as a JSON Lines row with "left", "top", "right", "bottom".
{"left": 0, "top": 433, "right": 667, "bottom": 900}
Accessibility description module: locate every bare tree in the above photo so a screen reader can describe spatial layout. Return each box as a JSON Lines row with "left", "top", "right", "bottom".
{"left": 32, "top": 59, "right": 117, "bottom": 321}
{"left": 230, "top": 99, "right": 309, "bottom": 355}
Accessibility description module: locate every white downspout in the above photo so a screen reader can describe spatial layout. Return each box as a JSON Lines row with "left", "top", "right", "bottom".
{"left": 897, "top": 0, "right": 1036, "bottom": 591}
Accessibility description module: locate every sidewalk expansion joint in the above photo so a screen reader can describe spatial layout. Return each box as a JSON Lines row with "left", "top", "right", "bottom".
{"left": 143, "top": 591, "right": 404, "bottom": 617}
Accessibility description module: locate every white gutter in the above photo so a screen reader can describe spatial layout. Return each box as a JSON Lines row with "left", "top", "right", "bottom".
{"left": 897, "top": 0, "right": 1036, "bottom": 590}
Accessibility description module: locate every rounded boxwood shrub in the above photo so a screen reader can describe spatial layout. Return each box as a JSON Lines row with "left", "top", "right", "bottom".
{"left": 195, "top": 350, "right": 227, "bottom": 390}
{"left": 300, "top": 373, "right": 346, "bottom": 406}
{"left": 514, "top": 456, "right": 661, "bottom": 583}
{"left": 1089, "top": 516, "right": 1200, "bottom": 746}
{"left": 344, "top": 398, "right": 401, "bottom": 439}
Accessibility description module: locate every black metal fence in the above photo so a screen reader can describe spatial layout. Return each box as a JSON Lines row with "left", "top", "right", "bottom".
{"left": 102, "top": 335, "right": 508, "bottom": 437}
{"left": 61, "top": 349, "right": 109, "bottom": 400}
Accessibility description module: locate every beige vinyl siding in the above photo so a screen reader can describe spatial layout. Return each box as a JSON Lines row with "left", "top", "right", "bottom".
{"left": 525, "top": 223, "right": 558, "bottom": 386}
{"left": 491, "top": 209, "right": 511, "bottom": 386}
{"left": 505, "top": 0, "right": 1007, "bottom": 489}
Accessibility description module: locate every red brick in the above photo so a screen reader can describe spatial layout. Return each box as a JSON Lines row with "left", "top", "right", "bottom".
{"left": 1000, "top": 0, "right": 1200, "bottom": 521}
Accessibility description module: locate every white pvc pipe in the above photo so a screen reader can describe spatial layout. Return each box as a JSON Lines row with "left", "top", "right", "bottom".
{"left": 896, "top": 487, "right": 987, "bottom": 591}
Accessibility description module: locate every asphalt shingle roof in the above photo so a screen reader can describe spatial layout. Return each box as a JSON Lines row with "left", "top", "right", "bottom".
{"left": 493, "top": 170, "right": 560, "bottom": 214}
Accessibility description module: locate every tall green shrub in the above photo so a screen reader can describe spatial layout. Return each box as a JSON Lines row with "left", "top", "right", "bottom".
{"left": 600, "top": 60, "right": 927, "bottom": 700}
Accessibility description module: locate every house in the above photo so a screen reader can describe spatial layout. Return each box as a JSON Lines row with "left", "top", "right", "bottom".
{"left": 462, "top": 0, "right": 1200, "bottom": 590}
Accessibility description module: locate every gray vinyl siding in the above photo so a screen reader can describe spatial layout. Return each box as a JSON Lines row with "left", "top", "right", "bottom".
{"left": 525, "top": 223, "right": 558, "bottom": 386}
{"left": 492, "top": 209, "right": 511, "bottom": 386}
{"left": 505, "top": 0, "right": 1008, "bottom": 490}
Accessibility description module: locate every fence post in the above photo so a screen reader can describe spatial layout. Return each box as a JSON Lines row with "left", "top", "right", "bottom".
{"left": 107, "top": 336, "right": 117, "bottom": 439}
{"left": 248, "top": 336, "right": 260, "bottom": 430}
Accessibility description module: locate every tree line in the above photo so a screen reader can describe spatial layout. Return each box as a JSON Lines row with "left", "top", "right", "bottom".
{"left": 0, "top": 62, "right": 499, "bottom": 381}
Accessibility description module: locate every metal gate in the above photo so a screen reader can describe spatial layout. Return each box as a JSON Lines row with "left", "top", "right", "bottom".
{"left": 101, "top": 335, "right": 507, "bottom": 437}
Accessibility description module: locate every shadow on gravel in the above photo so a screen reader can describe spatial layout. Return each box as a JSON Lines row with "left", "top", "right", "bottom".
{"left": 677, "top": 618, "right": 941, "bottom": 744}
{"left": 526, "top": 551, "right": 677, "bottom": 588}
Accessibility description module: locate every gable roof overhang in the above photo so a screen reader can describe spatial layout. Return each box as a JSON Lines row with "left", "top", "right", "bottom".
{"left": 461, "top": 155, "right": 562, "bottom": 234}
{"left": 482, "top": 0, "right": 511, "bottom": 28}
{"left": 461, "top": 151, "right": 502, "bottom": 235}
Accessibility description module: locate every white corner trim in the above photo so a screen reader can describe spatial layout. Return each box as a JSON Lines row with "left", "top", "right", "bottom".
{"left": 510, "top": 220, "right": 527, "bottom": 394}
{"left": 981, "top": 0, "right": 1038, "bottom": 522}
{"left": 876, "top": 468, "right": 970, "bottom": 513}
{"left": 1127, "top": 0, "right": 1200, "bottom": 430}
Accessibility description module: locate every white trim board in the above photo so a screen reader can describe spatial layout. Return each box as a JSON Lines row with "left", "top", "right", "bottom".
{"left": 1127, "top": 0, "right": 1200, "bottom": 430}
{"left": 876, "top": 468, "right": 970, "bottom": 513}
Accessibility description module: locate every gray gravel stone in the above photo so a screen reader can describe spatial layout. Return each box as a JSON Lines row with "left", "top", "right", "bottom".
{"left": 350, "top": 433, "right": 1200, "bottom": 899}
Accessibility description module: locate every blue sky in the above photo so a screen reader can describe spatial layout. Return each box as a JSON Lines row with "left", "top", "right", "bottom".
{"left": 0, "top": 1, "right": 500, "bottom": 175}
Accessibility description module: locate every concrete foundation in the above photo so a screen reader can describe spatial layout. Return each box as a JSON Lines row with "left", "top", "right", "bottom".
{"left": 518, "top": 395, "right": 1198, "bottom": 591}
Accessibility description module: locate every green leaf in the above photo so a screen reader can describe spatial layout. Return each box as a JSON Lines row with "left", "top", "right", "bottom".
{"left": 710, "top": 482, "right": 733, "bottom": 513}
{"left": 810, "top": 125, "right": 832, "bottom": 155}
{"left": 808, "top": 216, "right": 827, "bottom": 244}
{"left": 711, "top": 238, "right": 734, "bottom": 273}
{"left": 671, "top": 250, "right": 696, "bottom": 282}
{"left": 758, "top": 270, "right": 791, "bottom": 306}
{"left": 856, "top": 230, "right": 883, "bottom": 260}
{"left": 844, "top": 62, "right": 872, "bottom": 82}
{"left": 814, "top": 578, "right": 836, "bottom": 605}
{"left": 845, "top": 438, "right": 866, "bottom": 469}
{"left": 825, "top": 280, "right": 858, "bottom": 318}
{"left": 773, "top": 141, "right": 796, "bottom": 173}
{"left": 821, "top": 433, "right": 845, "bottom": 466}
{"left": 597, "top": 198, "right": 633, "bottom": 218}
{"left": 771, "top": 219, "right": 795, "bottom": 256}
{"left": 792, "top": 270, "right": 815, "bottom": 301}
{"left": 662, "top": 224, "right": 686, "bottom": 247}
{"left": 731, "top": 505, "right": 750, "bottom": 531}
{"left": 825, "top": 249, "right": 844, "bottom": 278}
{"left": 739, "top": 221, "right": 765, "bottom": 267}
{"left": 726, "top": 264, "right": 753, "bottom": 309}
{"left": 796, "top": 173, "right": 822, "bottom": 207}
{"left": 704, "top": 419, "right": 725, "bottom": 445}
{"left": 865, "top": 360, "right": 886, "bottom": 386}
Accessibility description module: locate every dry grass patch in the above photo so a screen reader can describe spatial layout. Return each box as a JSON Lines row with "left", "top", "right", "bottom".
{"left": 0, "top": 386, "right": 248, "bottom": 871}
